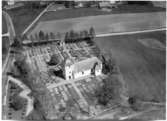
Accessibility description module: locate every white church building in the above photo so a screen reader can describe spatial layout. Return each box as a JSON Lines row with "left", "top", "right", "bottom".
{"left": 64, "top": 57, "right": 102, "bottom": 80}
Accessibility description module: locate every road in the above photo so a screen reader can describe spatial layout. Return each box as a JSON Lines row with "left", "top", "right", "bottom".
{"left": 8, "top": 76, "right": 34, "bottom": 116}
{"left": 96, "top": 28, "right": 166, "bottom": 37}
{"left": 2, "top": 11, "right": 16, "bottom": 72}
{"left": 2, "top": 11, "right": 16, "bottom": 120}
{"left": 2, "top": 11, "right": 16, "bottom": 42}
{"left": 47, "top": 76, "right": 92, "bottom": 106}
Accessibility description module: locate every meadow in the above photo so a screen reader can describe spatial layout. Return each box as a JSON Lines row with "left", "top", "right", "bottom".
{"left": 95, "top": 31, "right": 166, "bottom": 102}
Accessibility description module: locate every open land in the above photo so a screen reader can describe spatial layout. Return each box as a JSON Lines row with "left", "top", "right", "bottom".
{"left": 25, "top": 3, "right": 165, "bottom": 35}
{"left": 2, "top": 37, "right": 10, "bottom": 65}
{"left": 95, "top": 31, "right": 166, "bottom": 102}
{"left": 2, "top": 14, "right": 8, "bottom": 34}
{"left": 27, "top": 12, "right": 165, "bottom": 39}
{"left": 6, "top": 7, "right": 43, "bottom": 35}
{"left": 40, "top": 4, "right": 165, "bottom": 22}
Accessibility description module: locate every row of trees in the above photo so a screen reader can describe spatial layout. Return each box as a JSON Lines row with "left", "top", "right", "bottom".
{"left": 64, "top": 27, "right": 95, "bottom": 42}
{"left": 29, "top": 31, "right": 61, "bottom": 42}
{"left": 94, "top": 51, "right": 121, "bottom": 106}
{"left": 21, "top": 31, "right": 61, "bottom": 46}
{"left": 100, "top": 51, "right": 118, "bottom": 75}
{"left": 95, "top": 74, "right": 122, "bottom": 106}
{"left": 24, "top": 27, "right": 95, "bottom": 45}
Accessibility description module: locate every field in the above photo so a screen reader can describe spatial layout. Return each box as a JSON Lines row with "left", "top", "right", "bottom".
{"left": 28, "top": 12, "right": 165, "bottom": 38}
{"left": 6, "top": 7, "right": 43, "bottom": 35}
{"left": 25, "top": 3, "right": 165, "bottom": 36}
{"left": 95, "top": 31, "right": 166, "bottom": 102}
{"left": 2, "top": 37, "right": 10, "bottom": 65}
{"left": 2, "top": 14, "right": 8, "bottom": 34}
{"left": 40, "top": 4, "right": 165, "bottom": 22}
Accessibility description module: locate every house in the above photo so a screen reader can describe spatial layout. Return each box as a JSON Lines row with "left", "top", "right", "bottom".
{"left": 7, "top": 0, "right": 15, "bottom": 5}
{"left": 4, "top": 0, "right": 24, "bottom": 10}
{"left": 98, "top": 0, "right": 119, "bottom": 9}
{"left": 64, "top": 57, "right": 102, "bottom": 80}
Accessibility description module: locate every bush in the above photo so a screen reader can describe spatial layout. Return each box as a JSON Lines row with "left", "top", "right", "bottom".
{"left": 10, "top": 96, "right": 24, "bottom": 111}
{"left": 128, "top": 96, "right": 142, "bottom": 111}
{"left": 47, "top": 54, "right": 59, "bottom": 65}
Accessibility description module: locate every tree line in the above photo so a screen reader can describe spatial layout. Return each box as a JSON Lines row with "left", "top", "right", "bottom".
{"left": 64, "top": 27, "right": 95, "bottom": 43}
{"left": 21, "top": 26, "right": 95, "bottom": 45}
{"left": 22, "top": 31, "right": 61, "bottom": 43}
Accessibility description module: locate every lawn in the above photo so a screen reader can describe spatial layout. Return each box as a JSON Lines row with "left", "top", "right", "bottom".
{"left": 2, "top": 14, "right": 8, "bottom": 34}
{"left": 5, "top": 7, "right": 44, "bottom": 35}
{"left": 95, "top": 31, "right": 166, "bottom": 102}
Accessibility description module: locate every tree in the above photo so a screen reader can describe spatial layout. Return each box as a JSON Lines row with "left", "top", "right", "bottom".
{"left": 39, "top": 30, "right": 45, "bottom": 40}
{"left": 100, "top": 50, "right": 118, "bottom": 74}
{"left": 10, "top": 96, "right": 23, "bottom": 111}
{"left": 64, "top": 1, "right": 75, "bottom": 8}
{"left": 79, "top": 31, "right": 85, "bottom": 40}
{"left": 64, "top": 32, "right": 69, "bottom": 42}
{"left": 69, "top": 30, "right": 75, "bottom": 41}
{"left": 35, "top": 33, "right": 39, "bottom": 42}
{"left": 30, "top": 35, "right": 35, "bottom": 46}
{"left": 95, "top": 75, "right": 121, "bottom": 106}
{"left": 22, "top": 34, "right": 28, "bottom": 40}
{"left": 45, "top": 33, "right": 49, "bottom": 41}
{"left": 128, "top": 96, "right": 142, "bottom": 111}
{"left": 11, "top": 36, "right": 22, "bottom": 49}
{"left": 14, "top": 57, "right": 28, "bottom": 75}
{"left": 57, "top": 32, "right": 61, "bottom": 40}
{"left": 89, "top": 27, "right": 95, "bottom": 40}
{"left": 47, "top": 54, "right": 59, "bottom": 65}
{"left": 73, "top": 32, "right": 79, "bottom": 41}
{"left": 83, "top": 30, "right": 89, "bottom": 39}
{"left": 49, "top": 32, "right": 55, "bottom": 40}
{"left": 2, "top": 1, "right": 7, "bottom": 8}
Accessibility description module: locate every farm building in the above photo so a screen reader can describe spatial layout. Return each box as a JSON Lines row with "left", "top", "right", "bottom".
{"left": 64, "top": 57, "right": 102, "bottom": 80}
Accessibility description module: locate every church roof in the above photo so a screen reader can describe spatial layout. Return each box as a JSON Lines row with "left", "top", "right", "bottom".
{"left": 72, "top": 57, "right": 102, "bottom": 73}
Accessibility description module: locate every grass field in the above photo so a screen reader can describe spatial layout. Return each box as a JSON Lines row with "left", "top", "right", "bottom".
{"left": 28, "top": 12, "right": 165, "bottom": 38}
{"left": 95, "top": 31, "right": 166, "bottom": 102}
{"left": 2, "top": 14, "right": 8, "bottom": 34}
{"left": 6, "top": 7, "right": 43, "bottom": 35}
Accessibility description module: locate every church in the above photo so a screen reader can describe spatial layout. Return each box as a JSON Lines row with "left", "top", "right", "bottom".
{"left": 64, "top": 57, "right": 102, "bottom": 80}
